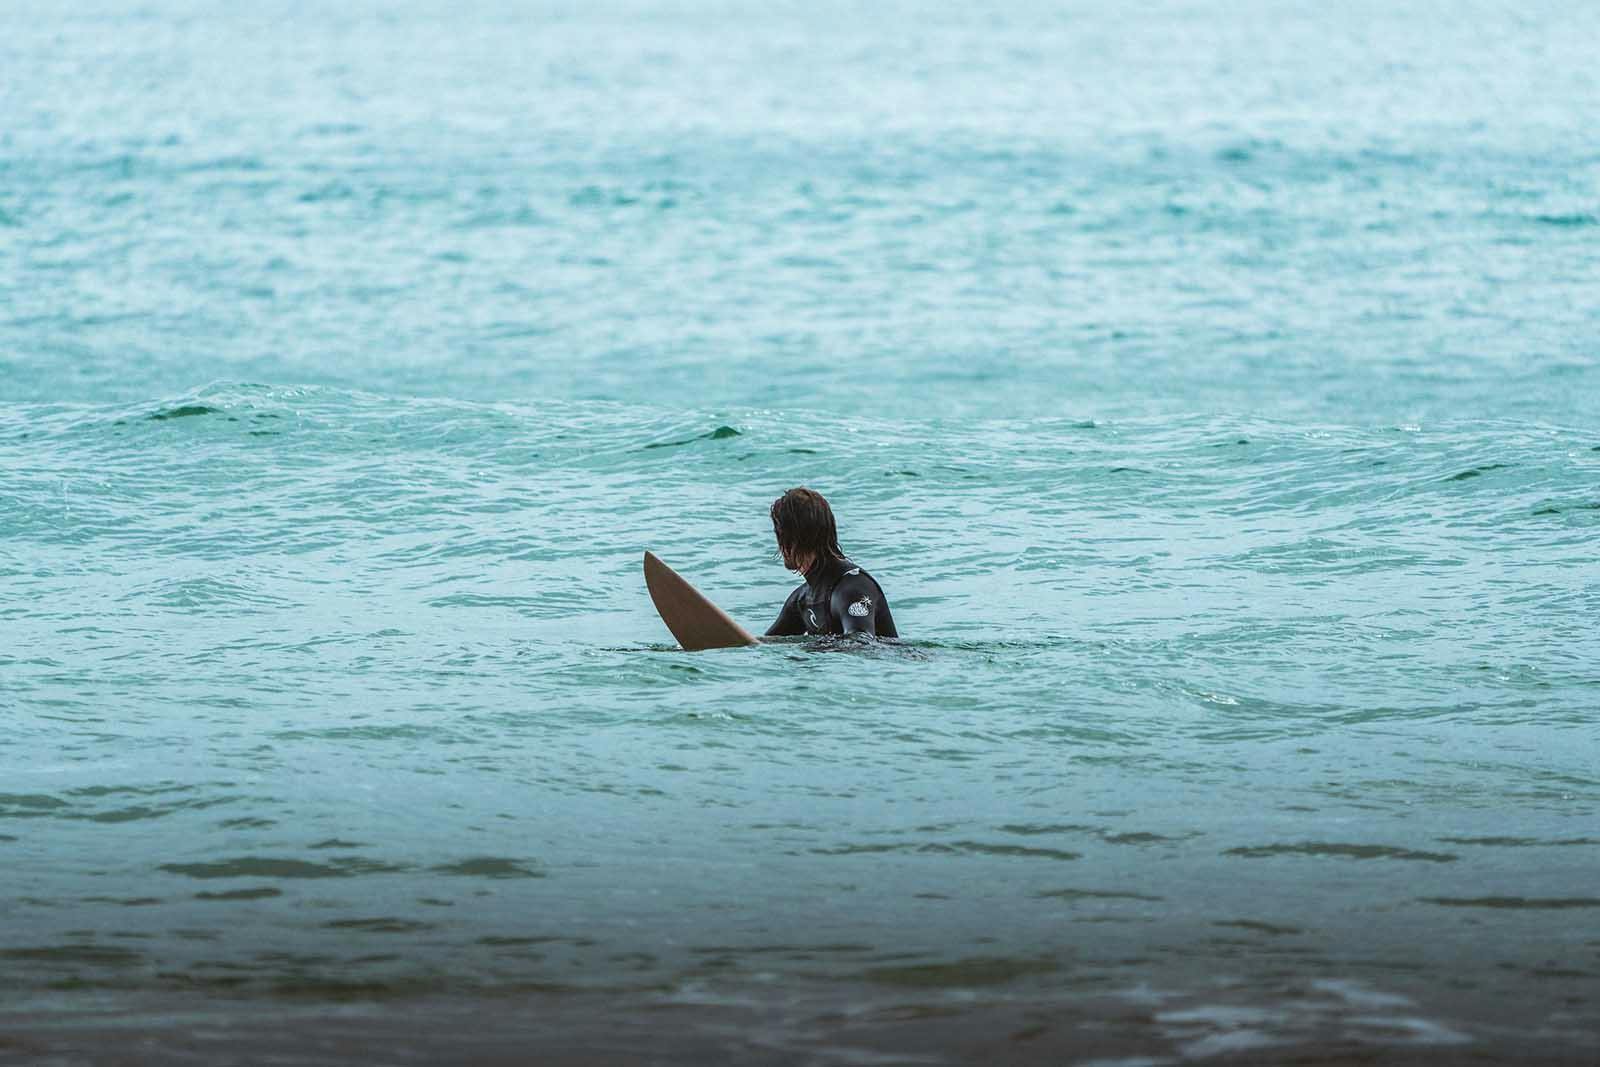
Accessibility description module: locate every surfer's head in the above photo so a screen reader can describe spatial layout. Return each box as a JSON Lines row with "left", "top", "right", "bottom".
{"left": 770, "top": 487, "right": 845, "bottom": 574}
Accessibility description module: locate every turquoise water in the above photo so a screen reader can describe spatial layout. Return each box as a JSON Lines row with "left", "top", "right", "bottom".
{"left": 4, "top": 2, "right": 1599, "bottom": 1061}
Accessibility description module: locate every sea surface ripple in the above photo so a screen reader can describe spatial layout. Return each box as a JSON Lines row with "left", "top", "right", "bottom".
{"left": 3, "top": 1, "right": 1599, "bottom": 1062}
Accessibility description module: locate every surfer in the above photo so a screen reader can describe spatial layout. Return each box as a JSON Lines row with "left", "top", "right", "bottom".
{"left": 766, "top": 488, "right": 898, "bottom": 639}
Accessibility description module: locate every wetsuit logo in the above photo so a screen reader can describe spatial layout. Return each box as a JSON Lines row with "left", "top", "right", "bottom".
{"left": 806, "top": 608, "right": 819, "bottom": 629}
{"left": 847, "top": 597, "right": 872, "bottom": 618}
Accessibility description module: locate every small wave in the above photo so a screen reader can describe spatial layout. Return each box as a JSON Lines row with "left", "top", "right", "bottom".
{"left": 0, "top": 945, "right": 144, "bottom": 965}
{"left": 1213, "top": 919, "right": 1302, "bottom": 936}
{"left": 148, "top": 404, "right": 219, "bottom": 421}
{"left": 177, "top": 154, "right": 267, "bottom": 174}
{"left": 195, "top": 887, "right": 282, "bottom": 901}
{"left": 425, "top": 593, "right": 545, "bottom": 610}
{"left": 324, "top": 917, "right": 433, "bottom": 933}
{"left": 997, "top": 823, "right": 1191, "bottom": 846}
{"left": 129, "top": 576, "right": 293, "bottom": 612}
{"left": 934, "top": 841, "right": 1081, "bottom": 860}
{"left": 568, "top": 184, "right": 642, "bottom": 208}
{"left": 1225, "top": 843, "right": 1457, "bottom": 863}
{"left": 998, "top": 822, "right": 1101, "bottom": 836}
{"left": 1420, "top": 896, "right": 1600, "bottom": 909}
{"left": 813, "top": 841, "right": 1079, "bottom": 860}
{"left": 1437, "top": 835, "right": 1599, "bottom": 847}
{"left": 81, "top": 896, "right": 163, "bottom": 907}
{"left": 1445, "top": 463, "right": 1511, "bottom": 481}
{"left": 1103, "top": 831, "right": 1193, "bottom": 845}
{"left": 1531, "top": 501, "right": 1600, "bottom": 515}
{"left": 1531, "top": 212, "right": 1598, "bottom": 227}
{"left": 642, "top": 425, "right": 742, "bottom": 450}
{"left": 273, "top": 725, "right": 441, "bottom": 743}
{"left": 1035, "top": 887, "right": 1163, "bottom": 902}
{"left": 430, "top": 857, "right": 543, "bottom": 879}
{"left": 160, "top": 856, "right": 408, "bottom": 879}
{"left": 296, "top": 181, "right": 359, "bottom": 204}
{"left": 0, "top": 793, "right": 69, "bottom": 816}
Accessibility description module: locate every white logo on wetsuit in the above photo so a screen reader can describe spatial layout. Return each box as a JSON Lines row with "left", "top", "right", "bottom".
{"left": 847, "top": 597, "right": 872, "bottom": 618}
{"left": 807, "top": 608, "right": 819, "bottom": 628}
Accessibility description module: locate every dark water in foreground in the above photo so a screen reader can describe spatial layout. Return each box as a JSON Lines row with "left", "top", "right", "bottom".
{"left": 4, "top": 1, "right": 1599, "bottom": 1062}
{"left": 6, "top": 392, "right": 1596, "bottom": 1063}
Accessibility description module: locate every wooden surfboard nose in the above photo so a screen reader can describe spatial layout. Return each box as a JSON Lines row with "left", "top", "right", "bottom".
{"left": 643, "top": 551, "right": 760, "bottom": 651}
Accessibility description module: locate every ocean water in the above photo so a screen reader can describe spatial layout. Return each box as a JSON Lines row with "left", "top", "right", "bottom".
{"left": 3, "top": 1, "right": 1599, "bottom": 1062}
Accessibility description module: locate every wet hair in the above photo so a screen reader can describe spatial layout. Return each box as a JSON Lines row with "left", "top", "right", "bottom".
{"left": 770, "top": 487, "right": 845, "bottom": 569}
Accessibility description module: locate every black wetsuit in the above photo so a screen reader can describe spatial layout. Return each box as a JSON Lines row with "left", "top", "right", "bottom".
{"left": 765, "top": 556, "right": 898, "bottom": 639}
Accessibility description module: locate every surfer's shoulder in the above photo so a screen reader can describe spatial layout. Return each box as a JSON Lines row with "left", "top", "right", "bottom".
{"left": 833, "top": 562, "right": 884, "bottom": 594}
{"left": 828, "top": 567, "right": 879, "bottom": 611}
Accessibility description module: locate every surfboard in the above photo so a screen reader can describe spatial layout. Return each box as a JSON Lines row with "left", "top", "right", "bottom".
{"left": 643, "top": 551, "right": 760, "bottom": 651}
